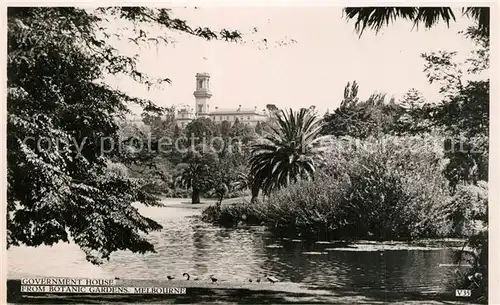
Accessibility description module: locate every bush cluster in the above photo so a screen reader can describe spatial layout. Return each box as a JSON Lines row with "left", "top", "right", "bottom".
{"left": 441, "top": 181, "right": 488, "bottom": 237}
{"left": 203, "top": 135, "right": 459, "bottom": 241}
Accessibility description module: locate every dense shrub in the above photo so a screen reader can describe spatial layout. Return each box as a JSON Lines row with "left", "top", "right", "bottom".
{"left": 262, "top": 178, "right": 349, "bottom": 239}
{"left": 441, "top": 181, "right": 488, "bottom": 237}
{"left": 318, "top": 135, "right": 451, "bottom": 239}
{"left": 447, "top": 181, "right": 488, "bottom": 303}
{"left": 164, "top": 187, "right": 192, "bottom": 198}
{"left": 204, "top": 188, "right": 251, "bottom": 199}
{"left": 201, "top": 201, "right": 266, "bottom": 227}
{"left": 106, "top": 161, "right": 130, "bottom": 177}
{"left": 202, "top": 178, "right": 348, "bottom": 238}
{"left": 444, "top": 135, "right": 489, "bottom": 189}
{"left": 203, "top": 135, "right": 454, "bottom": 241}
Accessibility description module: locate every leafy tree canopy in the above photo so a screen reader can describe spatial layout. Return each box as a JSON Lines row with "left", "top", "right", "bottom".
{"left": 322, "top": 81, "right": 401, "bottom": 138}
{"left": 185, "top": 117, "right": 217, "bottom": 141}
{"left": 141, "top": 108, "right": 177, "bottom": 139}
{"left": 7, "top": 6, "right": 244, "bottom": 264}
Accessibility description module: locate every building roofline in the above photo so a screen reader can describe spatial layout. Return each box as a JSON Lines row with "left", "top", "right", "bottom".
{"left": 209, "top": 111, "right": 267, "bottom": 116}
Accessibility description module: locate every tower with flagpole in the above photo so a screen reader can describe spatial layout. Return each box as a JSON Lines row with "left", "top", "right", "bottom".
{"left": 173, "top": 55, "right": 268, "bottom": 128}
{"left": 193, "top": 72, "right": 212, "bottom": 117}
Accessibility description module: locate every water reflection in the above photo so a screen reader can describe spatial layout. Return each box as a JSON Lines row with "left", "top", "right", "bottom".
{"left": 8, "top": 205, "right": 461, "bottom": 294}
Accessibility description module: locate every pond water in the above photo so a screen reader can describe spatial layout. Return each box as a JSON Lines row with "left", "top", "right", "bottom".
{"left": 8, "top": 204, "right": 466, "bottom": 295}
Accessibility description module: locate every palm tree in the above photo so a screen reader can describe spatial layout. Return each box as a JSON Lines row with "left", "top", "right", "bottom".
{"left": 232, "top": 170, "right": 261, "bottom": 202}
{"left": 209, "top": 159, "right": 232, "bottom": 206}
{"left": 175, "top": 145, "right": 217, "bottom": 204}
{"left": 232, "top": 171, "right": 248, "bottom": 189}
{"left": 343, "top": 7, "right": 489, "bottom": 37}
{"left": 249, "top": 108, "right": 324, "bottom": 202}
{"left": 176, "top": 162, "right": 212, "bottom": 204}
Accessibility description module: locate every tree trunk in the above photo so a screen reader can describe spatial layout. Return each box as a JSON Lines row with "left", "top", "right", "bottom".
{"left": 192, "top": 188, "right": 201, "bottom": 204}
{"left": 251, "top": 184, "right": 260, "bottom": 203}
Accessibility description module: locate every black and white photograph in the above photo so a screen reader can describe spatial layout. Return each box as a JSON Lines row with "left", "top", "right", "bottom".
{"left": 4, "top": 3, "right": 495, "bottom": 304}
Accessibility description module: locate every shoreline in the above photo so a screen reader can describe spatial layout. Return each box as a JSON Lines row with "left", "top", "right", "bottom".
{"left": 151, "top": 198, "right": 469, "bottom": 249}
{"left": 148, "top": 196, "right": 246, "bottom": 209}
{"left": 7, "top": 279, "right": 476, "bottom": 304}
{"left": 8, "top": 200, "right": 473, "bottom": 304}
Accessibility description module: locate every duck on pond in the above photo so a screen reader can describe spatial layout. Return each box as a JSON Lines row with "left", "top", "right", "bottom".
{"left": 183, "top": 273, "right": 198, "bottom": 281}
{"left": 265, "top": 274, "right": 279, "bottom": 283}
{"left": 210, "top": 275, "right": 218, "bottom": 283}
{"left": 167, "top": 275, "right": 175, "bottom": 280}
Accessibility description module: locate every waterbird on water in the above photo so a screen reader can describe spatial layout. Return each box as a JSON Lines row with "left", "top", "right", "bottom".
{"left": 248, "top": 279, "right": 252, "bottom": 283}
{"left": 167, "top": 275, "right": 175, "bottom": 280}
{"left": 183, "top": 273, "right": 199, "bottom": 281}
{"left": 210, "top": 275, "right": 218, "bottom": 283}
{"left": 256, "top": 278, "right": 261, "bottom": 283}
{"left": 265, "top": 274, "right": 279, "bottom": 283}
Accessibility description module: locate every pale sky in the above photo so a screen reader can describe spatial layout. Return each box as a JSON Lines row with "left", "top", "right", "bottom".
{"left": 104, "top": 7, "right": 479, "bottom": 116}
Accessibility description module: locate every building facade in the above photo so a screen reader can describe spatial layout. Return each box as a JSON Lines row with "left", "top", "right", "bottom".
{"left": 174, "top": 73, "right": 268, "bottom": 128}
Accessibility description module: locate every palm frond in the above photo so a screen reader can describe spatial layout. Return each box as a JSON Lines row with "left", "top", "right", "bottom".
{"left": 343, "top": 7, "right": 490, "bottom": 37}
{"left": 413, "top": 7, "right": 455, "bottom": 29}
{"left": 343, "top": 7, "right": 418, "bottom": 36}
{"left": 249, "top": 108, "right": 325, "bottom": 196}
{"left": 462, "top": 7, "right": 490, "bottom": 36}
